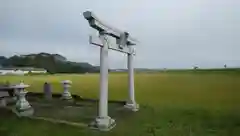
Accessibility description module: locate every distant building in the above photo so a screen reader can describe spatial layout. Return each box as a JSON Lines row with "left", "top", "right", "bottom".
{"left": 111, "top": 69, "right": 127, "bottom": 72}
{"left": 0, "top": 67, "right": 47, "bottom": 75}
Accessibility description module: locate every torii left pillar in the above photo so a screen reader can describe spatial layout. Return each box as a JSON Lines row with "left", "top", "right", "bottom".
{"left": 89, "top": 32, "right": 116, "bottom": 131}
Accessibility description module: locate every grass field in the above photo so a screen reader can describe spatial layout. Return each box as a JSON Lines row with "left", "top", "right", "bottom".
{"left": 0, "top": 70, "right": 240, "bottom": 136}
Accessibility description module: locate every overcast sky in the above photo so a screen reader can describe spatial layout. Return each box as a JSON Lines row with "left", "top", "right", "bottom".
{"left": 0, "top": 0, "right": 239, "bottom": 69}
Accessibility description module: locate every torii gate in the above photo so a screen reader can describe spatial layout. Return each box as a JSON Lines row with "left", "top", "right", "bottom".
{"left": 83, "top": 11, "right": 139, "bottom": 131}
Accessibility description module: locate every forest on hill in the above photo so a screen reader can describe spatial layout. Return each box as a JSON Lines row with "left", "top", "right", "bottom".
{"left": 0, "top": 53, "right": 99, "bottom": 74}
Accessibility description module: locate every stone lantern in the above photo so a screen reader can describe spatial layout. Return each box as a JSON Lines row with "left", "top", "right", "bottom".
{"left": 61, "top": 80, "right": 72, "bottom": 100}
{"left": 13, "top": 82, "right": 34, "bottom": 117}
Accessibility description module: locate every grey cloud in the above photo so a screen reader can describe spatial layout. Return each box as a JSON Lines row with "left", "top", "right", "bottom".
{"left": 0, "top": 0, "right": 239, "bottom": 69}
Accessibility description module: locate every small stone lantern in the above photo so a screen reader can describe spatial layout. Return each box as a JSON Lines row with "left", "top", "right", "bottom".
{"left": 61, "top": 80, "right": 72, "bottom": 100}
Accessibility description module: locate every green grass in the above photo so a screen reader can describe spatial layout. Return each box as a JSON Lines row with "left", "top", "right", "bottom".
{"left": 0, "top": 71, "right": 240, "bottom": 136}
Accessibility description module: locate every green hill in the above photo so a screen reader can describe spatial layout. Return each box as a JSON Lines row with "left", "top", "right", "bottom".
{"left": 0, "top": 53, "right": 99, "bottom": 74}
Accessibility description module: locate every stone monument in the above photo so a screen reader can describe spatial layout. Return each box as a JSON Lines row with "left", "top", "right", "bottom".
{"left": 43, "top": 82, "right": 52, "bottom": 100}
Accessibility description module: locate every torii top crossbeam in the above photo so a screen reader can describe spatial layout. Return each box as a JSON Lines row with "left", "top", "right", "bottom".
{"left": 83, "top": 11, "right": 138, "bottom": 46}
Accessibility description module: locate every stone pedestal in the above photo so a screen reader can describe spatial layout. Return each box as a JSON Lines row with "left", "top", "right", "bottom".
{"left": 124, "top": 102, "right": 139, "bottom": 112}
{"left": 12, "top": 89, "right": 18, "bottom": 101}
{"left": 0, "top": 99, "right": 6, "bottom": 107}
{"left": 13, "top": 83, "right": 34, "bottom": 117}
{"left": 61, "top": 80, "right": 72, "bottom": 100}
{"left": 89, "top": 116, "right": 116, "bottom": 131}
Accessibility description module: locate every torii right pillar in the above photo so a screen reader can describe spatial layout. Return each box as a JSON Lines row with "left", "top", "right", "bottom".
{"left": 124, "top": 47, "right": 139, "bottom": 112}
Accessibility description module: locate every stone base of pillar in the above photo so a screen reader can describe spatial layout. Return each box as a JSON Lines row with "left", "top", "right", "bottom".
{"left": 61, "top": 92, "right": 72, "bottom": 100}
{"left": 124, "top": 102, "right": 139, "bottom": 112}
{"left": 12, "top": 107, "right": 34, "bottom": 117}
{"left": 89, "top": 116, "right": 116, "bottom": 131}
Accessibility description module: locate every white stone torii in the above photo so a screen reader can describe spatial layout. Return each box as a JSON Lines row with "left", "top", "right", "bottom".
{"left": 83, "top": 11, "right": 139, "bottom": 131}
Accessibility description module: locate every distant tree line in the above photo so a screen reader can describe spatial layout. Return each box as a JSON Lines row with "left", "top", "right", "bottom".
{"left": 0, "top": 53, "right": 100, "bottom": 74}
